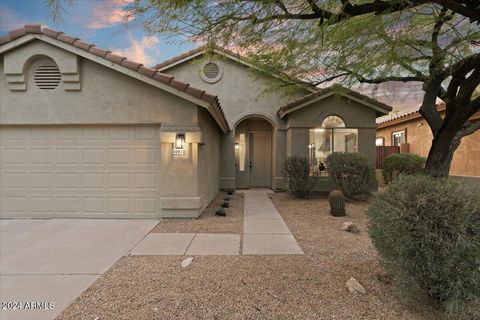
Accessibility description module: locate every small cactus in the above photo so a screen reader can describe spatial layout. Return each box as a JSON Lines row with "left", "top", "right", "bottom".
{"left": 224, "top": 197, "right": 231, "bottom": 201}
{"left": 226, "top": 190, "right": 234, "bottom": 195}
{"left": 215, "top": 207, "right": 226, "bottom": 216}
{"left": 329, "top": 190, "right": 346, "bottom": 217}
{"left": 221, "top": 201, "right": 229, "bottom": 208}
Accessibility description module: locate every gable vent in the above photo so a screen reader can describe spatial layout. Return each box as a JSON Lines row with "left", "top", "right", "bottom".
{"left": 34, "top": 62, "right": 61, "bottom": 91}
{"left": 203, "top": 62, "right": 220, "bottom": 79}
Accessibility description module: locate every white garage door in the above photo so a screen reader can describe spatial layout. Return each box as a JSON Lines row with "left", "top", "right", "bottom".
{"left": 0, "top": 125, "right": 161, "bottom": 218}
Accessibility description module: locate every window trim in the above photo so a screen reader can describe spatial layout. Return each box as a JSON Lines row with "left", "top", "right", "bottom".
{"left": 392, "top": 129, "right": 407, "bottom": 146}
{"left": 375, "top": 137, "right": 385, "bottom": 146}
{"left": 321, "top": 115, "right": 346, "bottom": 128}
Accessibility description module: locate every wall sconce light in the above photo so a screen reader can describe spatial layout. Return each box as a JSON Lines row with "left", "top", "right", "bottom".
{"left": 175, "top": 133, "right": 185, "bottom": 149}
{"left": 308, "top": 143, "right": 316, "bottom": 149}
{"left": 235, "top": 142, "right": 240, "bottom": 151}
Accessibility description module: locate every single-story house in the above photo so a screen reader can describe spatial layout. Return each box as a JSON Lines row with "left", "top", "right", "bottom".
{"left": 0, "top": 24, "right": 391, "bottom": 219}
{"left": 376, "top": 105, "right": 480, "bottom": 178}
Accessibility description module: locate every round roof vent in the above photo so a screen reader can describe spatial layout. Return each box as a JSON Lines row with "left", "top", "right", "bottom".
{"left": 203, "top": 62, "right": 219, "bottom": 79}
{"left": 200, "top": 61, "right": 223, "bottom": 83}
{"left": 34, "top": 62, "right": 61, "bottom": 91}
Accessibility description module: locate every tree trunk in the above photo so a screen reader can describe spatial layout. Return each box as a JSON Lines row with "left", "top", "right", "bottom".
{"left": 424, "top": 129, "right": 461, "bottom": 178}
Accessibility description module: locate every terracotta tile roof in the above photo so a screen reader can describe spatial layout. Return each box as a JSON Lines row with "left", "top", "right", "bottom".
{"left": 375, "top": 103, "right": 477, "bottom": 127}
{"left": 376, "top": 108, "right": 422, "bottom": 124}
{"left": 278, "top": 85, "right": 393, "bottom": 117}
{"left": 153, "top": 44, "right": 242, "bottom": 70}
{"left": 0, "top": 24, "right": 228, "bottom": 131}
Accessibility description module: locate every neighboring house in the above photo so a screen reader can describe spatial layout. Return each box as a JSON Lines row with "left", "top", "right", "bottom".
{"left": 376, "top": 105, "right": 480, "bottom": 177}
{"left": 0, "top": 25, "right": 391, "bottom": 219}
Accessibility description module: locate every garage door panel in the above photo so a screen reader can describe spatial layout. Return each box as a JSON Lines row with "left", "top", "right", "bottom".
{"left": 108, "top": 149, "right": 131, "bottom": 164}
{"left": 0, "top": 125, "right": 161, "bottom": 218}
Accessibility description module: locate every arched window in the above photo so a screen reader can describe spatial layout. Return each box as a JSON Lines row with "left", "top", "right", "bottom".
{"left": 308, "top": 115, "right": 358, "bottom": 176}
{"left": 321, "top": 115, "right": 345, "bottom": 128}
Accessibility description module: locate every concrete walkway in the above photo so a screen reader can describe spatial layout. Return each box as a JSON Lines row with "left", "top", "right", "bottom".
{"left": 0, "top": 219, "right": 157, "bottom": 320}
{"left": 242, "top": 189, "right": 303, "bottom": 255}
{"left": 131, "top": 189, "right": 303, "bottom": 256}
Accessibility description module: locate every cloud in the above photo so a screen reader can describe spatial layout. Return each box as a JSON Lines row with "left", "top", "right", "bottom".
{"left": 86, "top": 0, "right": 134, "bottom": 29}
{"left": 0, "top": 5, "right": 30, "bottom": 32}
{"left": 111, "top": 34, "right": 161, "bottom": 66}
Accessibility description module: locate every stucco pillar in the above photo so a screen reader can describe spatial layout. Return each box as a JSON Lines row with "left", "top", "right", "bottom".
{"left": 159, "top": 130, "right": 204, "bottom": 218}
{"left": 273, "top": 129, "right": 287, "bottom": 190}
{"left": 286, "top": 128, "right": 309, "bottom": 158}
{"left": 220, "top": 130, "right": 236, "bottom": 190}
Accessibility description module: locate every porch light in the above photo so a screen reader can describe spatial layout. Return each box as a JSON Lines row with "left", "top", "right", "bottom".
{"left": 235, "top": 142, "right": 240, "bottom": 151}
{"left": 175, "top": 133, "right": 185, "bottom": 149}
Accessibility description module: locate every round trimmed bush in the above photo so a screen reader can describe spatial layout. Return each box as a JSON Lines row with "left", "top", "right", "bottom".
{"left": 368, "top": 174, "right": 480, "bottom": 313}
{"left": 325, "top": 152, "right": 376, "bottom": 200}
{"left": 381, "top": 153, "right": 426, "bottom": 184}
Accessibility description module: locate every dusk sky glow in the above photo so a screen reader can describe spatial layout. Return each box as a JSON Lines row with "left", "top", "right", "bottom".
{"left": 0, "top": 0, "right": 426, "bottom": 111}
{"left": 0, "top": 0, "right": 196, "bottom": 66}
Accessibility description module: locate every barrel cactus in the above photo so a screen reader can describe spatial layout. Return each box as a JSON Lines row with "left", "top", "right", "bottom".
{"left": 221, "top": 201, "right": 229, "bottom": 208}
{"left": 329, "top": 190, "right": 346, "bottom": 216}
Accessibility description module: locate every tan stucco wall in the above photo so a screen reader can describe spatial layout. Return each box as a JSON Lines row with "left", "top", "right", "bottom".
{"left": 376, "top": 116, "right": 480, "bottom": 177}
{"left": 164, "top": 55, "right": 308, "bottom": 190}
{"left": 1, "top": 40, "right": 224, "bottom": 218}
{"left": 285, "top": 95, "right": 377, "bottom": 165}
{"left": 197, "top": 108, "right": 221, "bottom": 209}
{"left": 285, "top": 96, "right": 378, "bottom": 193}
{"left": 0, "top": 41, "right": 197, "bottom": 126}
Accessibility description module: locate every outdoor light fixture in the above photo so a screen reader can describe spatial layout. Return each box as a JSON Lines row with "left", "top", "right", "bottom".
{"left": 235, "top": 142, "right": 240, "bottom": 151}
{"left": 175, "top": 133, "right": 185, "bottom": 149}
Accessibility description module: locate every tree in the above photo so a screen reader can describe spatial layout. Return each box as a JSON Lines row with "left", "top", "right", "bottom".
{"left": 50, "top": 0, "right": 480, "bottom": 177}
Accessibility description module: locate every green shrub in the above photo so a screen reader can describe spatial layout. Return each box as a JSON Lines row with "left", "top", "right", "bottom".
{"left": 381, "top": 153, "right": 426, "bottom": 184}
{"left": 282, "top": 156, "right": 315, "bottom": 198}
{"left": 368, "top": 174, "right": 480, "bottom": 313}
{"left": 325, "top": 152, "right": 376, "bottom": 199}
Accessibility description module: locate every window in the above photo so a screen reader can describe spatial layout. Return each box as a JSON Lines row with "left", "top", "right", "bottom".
{"left": 376, "top": 137, "right": 384, "bottom": 146}
{"left": 308, "top": 116, "right": 358, "bottom": 176}
{"left": 392, "top": 130, "right": 406, "bottom": 146}
{"left": 238, "top": 133, "right": 246, "bottom": 171}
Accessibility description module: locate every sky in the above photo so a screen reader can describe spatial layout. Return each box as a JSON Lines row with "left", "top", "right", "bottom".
{"left": 0, "top": 0, "right": 196, "bottom": 66}
{"left": 0, "top": 0, "right": 425, "bottom": 111}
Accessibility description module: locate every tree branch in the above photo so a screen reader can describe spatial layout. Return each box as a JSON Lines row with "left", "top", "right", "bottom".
{"left": 458, "top": 118, "right": 480, "bottom": 138}
{"left": 358, "top": 76, "right": 423, "bottom": 84}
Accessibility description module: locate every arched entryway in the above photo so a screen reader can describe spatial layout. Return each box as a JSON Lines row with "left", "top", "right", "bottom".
{"left": 234, "top": 116, "right": 274, "bottom": 189}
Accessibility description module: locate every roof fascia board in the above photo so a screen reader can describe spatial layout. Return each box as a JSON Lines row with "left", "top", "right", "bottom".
{"left": 156, "top": 51, "right": 205, "bottom": 71}
{"left": 1, "top": 35, "right": 228, "bottom": 132}
{"left": 278, "top": 92, "right": 335, "bottom": 118}
{"left": 158, "top": 47, "right": 317, "bottom": 94}
{"left": 0, "top": 35, "right": 36, "bottom": 54}
{"left": 343, "top": 93, "right": 390, "bottom": 115}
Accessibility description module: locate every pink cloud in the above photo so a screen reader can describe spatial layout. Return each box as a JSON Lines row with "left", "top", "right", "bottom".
{"left": 0, "top": 5, "right": 30, "bottom": 32}
{"left": 111, "top": 35, "right": 160, "bottom": 65}
{"left": 86, "top": 0, "right": 134, "bottom": 29}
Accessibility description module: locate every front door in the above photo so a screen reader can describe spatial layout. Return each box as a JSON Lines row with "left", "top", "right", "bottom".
{"left": 249, "top": 132, "right": 272, "bottom": 187}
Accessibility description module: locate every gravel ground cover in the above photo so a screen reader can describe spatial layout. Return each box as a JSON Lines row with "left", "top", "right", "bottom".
{"left": 151, "top": 192, "right": 244, "bottom": 234}
{"left": 57, "top": 192, "right": 465, "bottom": 320}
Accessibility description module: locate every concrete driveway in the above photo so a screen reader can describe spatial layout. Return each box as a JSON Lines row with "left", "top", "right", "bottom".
{"left": 0, "top": 219, "right": 157, "bottom": 320}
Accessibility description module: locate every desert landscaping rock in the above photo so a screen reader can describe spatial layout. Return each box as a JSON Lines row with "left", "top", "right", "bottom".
{"left": 346, "top": 277, "right": 367, "bottom": 295}
{"left": 151, "top": 193, "right": 243, "bottom": 233}
{"left": 57, "top": 193, "right": 465, "bottom": 320}
{"left": 181, "top": 257, "right": 194, "bottom": 268}
{"left": 342, "top": 221, "right": 359, "bottom": 233}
